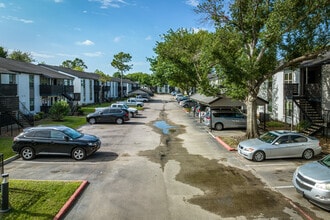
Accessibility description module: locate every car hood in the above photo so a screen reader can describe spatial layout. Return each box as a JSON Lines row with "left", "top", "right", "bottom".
{"left": 239, "top": 138, "right": 266, "bottom": 148}
{"left": 128, "top": 107, "right": 137, "bottom": 112}
{"left": 77, "top": 134, "right": 99, "bottom": 142}
{"left": 297, "top": 161, "right": 330, "bottom": 182}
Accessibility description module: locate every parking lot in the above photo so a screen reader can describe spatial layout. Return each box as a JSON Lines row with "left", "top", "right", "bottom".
{"left": 3, "top": 94, "right": 330, "bottom": 219}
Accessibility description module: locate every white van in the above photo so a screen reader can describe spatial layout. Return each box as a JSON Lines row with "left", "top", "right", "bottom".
{"left": 204, "top": 110, "right": 247, "bottom": 130}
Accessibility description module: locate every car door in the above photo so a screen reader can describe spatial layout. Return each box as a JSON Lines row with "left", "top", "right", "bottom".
{"left": 46, "top": 130, "right": 72, "bottom": 155}
{"left": 99, "top": 109, "right": 112, "bottom": 123}
{"left": 30, "top": 130, "right": 51, "bottom": 154}
{"left": 269, "top": 135, "right": 303, "bottom": 158}
{"left": 233, "top": 113, "right": 247, "bottom": 128}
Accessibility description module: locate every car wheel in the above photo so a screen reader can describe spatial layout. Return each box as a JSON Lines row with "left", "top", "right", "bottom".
{"left": 21, "top": 146, "right": 35, "bottom": 160}
{"left": 215, "top": 123, "right": 223, "bottom": 131}
{"left": 302, "top": 149, "right": 314, "bottom": 160}
{"left": 130, "top": 112, "right": 134, "bottom": 118}
{"left": 137, "top": 104, "right": 142, "bottom": 107}
{"left": 88, "top": 118, "right": 96, "bottom": 124}
{"left": 116, "top": 117, "right": 124, "bottom": 124}
{"left": 72, "top": 147, "right": 86, "bottom": 160}
{"left": 253, "top": 151, "right": 265, "bottom": 162}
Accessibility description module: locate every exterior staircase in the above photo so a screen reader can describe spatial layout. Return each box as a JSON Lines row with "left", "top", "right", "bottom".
{"left": 5, "top": 111, "right": 34, "bottom": 129}
{"left": 293, "top": 96, "right": 324, "bottom": 136}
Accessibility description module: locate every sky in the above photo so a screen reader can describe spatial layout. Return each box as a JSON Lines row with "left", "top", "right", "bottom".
{"left": 0, "top": 0, "right": 208, "bottom": 75}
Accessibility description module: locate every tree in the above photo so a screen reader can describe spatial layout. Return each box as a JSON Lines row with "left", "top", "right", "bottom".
{"left": 61, "top": 58, "right": 87, "bottom": 71}
{"left": 9, "top": 50, "right": 35, "bottom": 62}
{"left": 49, "top": 100, "right": 70, "bottom": 121}
{"left": 126, "top": 72, "right": 153, "bottom": 87}
{"left": 151, "top": 29, "right": 216, "bottom": 94}
{"left": 0, "top": 46, "right": 8, "bottom": 58}
{"left": 111, "top": 52, "right": 132, "bottom": 98}
{"left": 196, "top": 0, "right": 329, "bottom": 138}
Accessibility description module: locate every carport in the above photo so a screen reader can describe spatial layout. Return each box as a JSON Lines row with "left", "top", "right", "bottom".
{"left": 190, "top": 93, "right": 269, "bottom": 129}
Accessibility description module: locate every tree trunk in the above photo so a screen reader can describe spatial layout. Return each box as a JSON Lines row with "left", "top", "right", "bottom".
{"left": 245, "top": 94, "right": 259, "bottom": 139}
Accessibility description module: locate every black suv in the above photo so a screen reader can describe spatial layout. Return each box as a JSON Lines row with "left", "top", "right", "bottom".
{"left": 12, "top": 125, "right": 101, "bottom": 160}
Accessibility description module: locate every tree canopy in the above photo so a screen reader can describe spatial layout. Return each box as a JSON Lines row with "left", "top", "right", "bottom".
{"left": 151, "top": 0, "right": 329, "bottom": 138}
{"left": 9, "top": 50, "right": 35, "bottom": 63}
{"left": 0, "top": 46, "right": 8, "bottom": 58}
{"left": 61, "top": 58, "right": 87, "bottom": 71}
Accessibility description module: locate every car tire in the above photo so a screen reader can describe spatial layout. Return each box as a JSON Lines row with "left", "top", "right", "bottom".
{"left": 215, "top": 123, "right": 223, "bottom": 131}
{"left": 130, "top": 112, "right": 134, "bottom": 118}
{"left": 253, "top": 151, "right": 265, "bottom": 162}
{"left": 72, "top": 147, "right": 86, "bottom": 160}
{"left": 116, "top": 117, "right": 124, "bottom": 124}
{"left": 88, "top": 118, "right": 96, "bottom": 124}
{"left": 21, "top": 146, "right": 35, "bottom": 160}
{"left": 137, "top": 104, "right": 142, "bottom": 107}
{"left": 302, "top": 149, "right": 314, "bottom": 160}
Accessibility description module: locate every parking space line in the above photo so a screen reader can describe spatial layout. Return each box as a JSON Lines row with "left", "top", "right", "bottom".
{"left": 246, "top": 163, "right": 294, "bottom": 167}
{"left": 273, "top": 185, "right": 295, "bottom": 189}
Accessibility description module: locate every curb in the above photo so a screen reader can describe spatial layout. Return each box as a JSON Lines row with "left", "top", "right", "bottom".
{"left": 4, "top": 154, "right": 20, "bottom": 165}
{"left": 54, "top": 180, "right": 89, "bottom": 220}
{"left": 207, "top": 130, "right": 236, "bottom": 151}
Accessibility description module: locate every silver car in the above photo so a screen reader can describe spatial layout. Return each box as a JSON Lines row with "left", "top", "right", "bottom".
{"left": 292, "top": 154, "right": 330, "bottom": 211}
{"left": 237, "top": 130, "right": 322, "bottom": 162}
{"left": 204, "top": 110, "right": 247, "bottom": 130}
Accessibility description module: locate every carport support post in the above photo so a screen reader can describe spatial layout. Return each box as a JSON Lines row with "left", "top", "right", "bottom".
{"left": 0, "top": 173, "right": 10, "bottom": 213}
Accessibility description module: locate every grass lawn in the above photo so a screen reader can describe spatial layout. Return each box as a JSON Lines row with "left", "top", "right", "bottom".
{"left": 0, "top": 137, "right": 17, "bottom": 160}
{"left": 0, "top": 180, "right": 82, "bottom": 220}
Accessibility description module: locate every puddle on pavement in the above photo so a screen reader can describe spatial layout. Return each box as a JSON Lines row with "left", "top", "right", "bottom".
{"left": 139, "top": 108, "right": 320, "bottom": 219}
{"left": 153, "top": 120, "right": 175, "bottom": 134}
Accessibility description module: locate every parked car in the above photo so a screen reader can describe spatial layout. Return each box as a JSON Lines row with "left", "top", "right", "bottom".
{"left": 237, "top": 130, "right": 322, "bottom": 162}
{"left": 292, "top": 154, "right": 330, "bottom": 211}
{"left": 120, "top": 98, "right": 144, "bottom": 107}
{"left": 110, "top": 103, "right": 138, "bottom": 118}
{"left": 182, "top": 99, "right": 197, "bottom": 108}
{"left": 11, "top": 125, "right": 101, "bottom": 160}
{"left": 204, "top": 110, "right": 247, "bottom": 130}
{"left": 135, "top": 95, "right": 149, "bottom": 102}
{"left": 86, "top": 108, "right": 129, "bottom": 124}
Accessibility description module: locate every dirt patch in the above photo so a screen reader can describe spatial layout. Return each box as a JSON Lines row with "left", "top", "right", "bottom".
{"left": 139, "top": 109, "right": 321, "bottom": 219}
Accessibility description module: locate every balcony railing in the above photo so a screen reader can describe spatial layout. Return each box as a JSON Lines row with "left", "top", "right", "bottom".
{"left": 0, "top": 84, "right": 17, "bottom": 96}
{"left": 284, "top": 83, "right": 299, "bottom": 99}
{"left": 0, "top": 96, "right": 19, "bottom": 112}
{"left": 40, "top": 85, "right": 74, "bottom": 96}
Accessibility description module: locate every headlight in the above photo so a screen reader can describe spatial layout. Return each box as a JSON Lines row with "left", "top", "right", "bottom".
{"left": 246, "top": 147, "right": 255, "bottom": 152}
{"left": 88, "top": 142, "right": 96, "bottom": 146}
{"left": 315, "top": 183, "right": 330, "bottom": 191}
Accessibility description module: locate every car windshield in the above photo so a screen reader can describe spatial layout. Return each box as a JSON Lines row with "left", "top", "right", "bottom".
{"left": 122, "top": 104, "right": 129, "bottom": 109}
{"left": 319, "top": 155, "right": 330, "bottom": 168}
{"left": 62, "top": 127, "right": 83, "bottom": 139}
{"left": 258, "top": 132, "right": 279, "bottom": 143}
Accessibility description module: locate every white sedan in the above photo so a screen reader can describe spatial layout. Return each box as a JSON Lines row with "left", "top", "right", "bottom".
{"left": 237, "top": 130, "right": 322, "bottom": 162}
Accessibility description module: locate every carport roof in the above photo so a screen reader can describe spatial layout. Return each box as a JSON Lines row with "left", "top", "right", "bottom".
{"left": 190, "top": 93, "right": 268, "bottom": 108}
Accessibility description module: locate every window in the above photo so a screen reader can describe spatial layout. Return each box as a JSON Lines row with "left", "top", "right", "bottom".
{"left": 34, "top": 130, "right": 50, "bottom": 138}
{"left": 291, "top": 135, "right": 307, "bottom": 143}
{"left": 89, "top": 80, "right": 93, "bottom": 101}
{"left": 50, "top": 130, "right": 65, "bottom": 139}
{"left": 9, "top": 74, "right": 16, "bottom": 84}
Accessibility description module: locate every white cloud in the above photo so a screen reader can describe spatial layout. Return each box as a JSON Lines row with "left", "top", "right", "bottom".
{"left": 76, "top": 40, "right": 95, "bottom": 46}
{"left": 89, "top": 0, "right": 128, "bottom": 9}
{"left": 54, "top": 0, "right": 63, "bottom": 3}
{"left": 57, "top": 53, "right": 78, "bottom": 58}
{"left": 185, "top": 0, "right": 199, "bottom": 7}
{"left": 113, "top": 36, "right": 122, "bottom": 43}
{"left": 83, "top": 51, "right": 103, "bottom": 57}
{"left": 31, "top": 51, "right": 54, "bottom": 59}
{"left": 0, "top": 3, "right": 5, "bottom": 8}
{"left": 145, "top": 35, "right": 152, "bottom": 41}
{"left": 1, "top": 16, "right": 33, "bottom": 23}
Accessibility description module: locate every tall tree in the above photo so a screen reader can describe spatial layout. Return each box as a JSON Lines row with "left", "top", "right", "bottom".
{"left": 111, "top": 52, "right": 132, "bottom": 98}
{"left": 196, "top": 0, "right": 329, "bottom": 138}
{"left": 61, "top": 58, "right": 87, "bottom": 71}
{"left": 126, "top": 72, "right": 153, "bottom": 87}
{"left": 151, "top": 29, "right": 216, "bottom": 94}
{"left": 0, "top": 46, "right": 8, "bottom": 58}
{"left": 9, "top": 50, "right": 34, "bottom": 62}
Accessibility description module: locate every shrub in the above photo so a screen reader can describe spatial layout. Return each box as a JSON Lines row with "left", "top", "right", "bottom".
{"left": 49, "top": 101, "right": 70, "bottom": 121}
